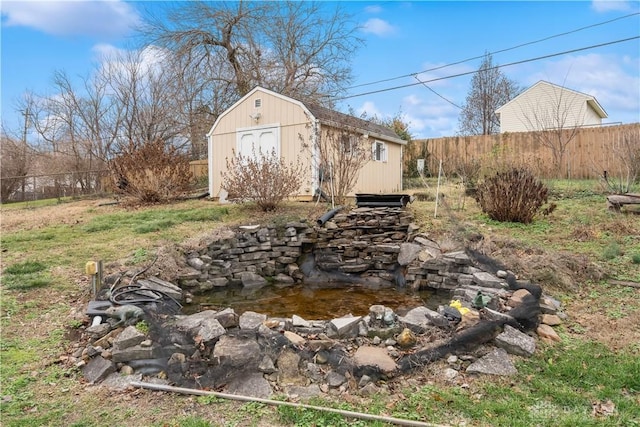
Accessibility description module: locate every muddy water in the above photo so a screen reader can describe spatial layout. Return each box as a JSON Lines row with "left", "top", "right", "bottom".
{"left": 183, "top": 283, "right": 452, "bottom": 319}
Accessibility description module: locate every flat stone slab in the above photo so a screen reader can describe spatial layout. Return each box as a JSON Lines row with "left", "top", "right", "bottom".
{"left": 82, "top": 356, "right": 115, "bottom": 383}
{"left": 472, "top": 272, "right": 506, "bottom": 289}
{"left": 329, "top": 316, "right": 362, "bottom": 337}
{"left": 239, "top": 311, "right": 267, "bottom": 330}
{"left": 213, "top": 335, "right": 261, "bottom": 367}
{"left": 495, "top": 324, "right": 536, "bottom": 357}
{"left": 399, "top": 306, "right": 443, "bottom": 332}
{"left": 466, "top": 348, "right": 517, "bottom": 376}
{"left": 353, "top": 346, "right": 397, "bottom": 373}
{"left": 225, "top": 372, "right": 272, "bottom": 399}
{"left": 113, "top": 326, "right": 145, "bottom": 350}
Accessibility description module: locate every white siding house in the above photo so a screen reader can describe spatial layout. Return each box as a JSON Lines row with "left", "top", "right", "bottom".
{"left": 495, "top": 81, "right": 608, "bottom": 133}
{"left": 207, "top": 86, "right": 406, "bottom": 200}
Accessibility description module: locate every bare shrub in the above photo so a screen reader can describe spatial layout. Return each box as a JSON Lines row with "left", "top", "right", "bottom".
{"left": 598, "top": 127, "right": 640, "bottom": 193}
{"left": 221, "top": 148, "right": 303, "bottom": 212}
{"left": 453, "top": 158, "right": 482, "bottom": 194}
{"left": 110, "top": 139, "right": 193, "bottom": 203}
{"left": 0, "top": 134, "right": 32, "bottom": 202}
{"left": 475, "top": 167, "right": 548, "bottom": 224}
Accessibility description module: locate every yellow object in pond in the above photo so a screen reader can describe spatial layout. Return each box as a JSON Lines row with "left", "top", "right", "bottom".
{"left": 449, "top": 300, "right": 470, "bottom": 315}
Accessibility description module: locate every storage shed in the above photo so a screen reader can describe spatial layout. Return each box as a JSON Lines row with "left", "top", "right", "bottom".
{"left": 207, "top": 86, "right": 406, "bottom": 200}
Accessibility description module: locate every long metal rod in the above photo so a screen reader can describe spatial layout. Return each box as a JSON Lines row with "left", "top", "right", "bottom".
{"left": 130, "top": 381, "right": 448, "bottom": 427}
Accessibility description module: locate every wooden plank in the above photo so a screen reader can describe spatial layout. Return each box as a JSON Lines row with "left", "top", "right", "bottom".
{"left": 609, "top": 280, "right": 640, "bottom": 289}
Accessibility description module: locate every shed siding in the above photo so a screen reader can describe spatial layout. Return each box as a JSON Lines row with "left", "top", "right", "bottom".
{"left": 352, "top": 140, "right": 403, "bottom": 195}
{"left": 498, "top": 82, "right": 604, "bottom": 133}
{"left": 209, "top": 91, "right": 315, "bottom": 197}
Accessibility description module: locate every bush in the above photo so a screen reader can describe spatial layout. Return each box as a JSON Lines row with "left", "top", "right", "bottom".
{"left": 475, "top": 167, "right": 548, "bottom": 224}
{"left": 110, "top": 139, "right": 193, "bottom": 203}
{"left": 221, "top": 148, "right": 303, "bottom": 212}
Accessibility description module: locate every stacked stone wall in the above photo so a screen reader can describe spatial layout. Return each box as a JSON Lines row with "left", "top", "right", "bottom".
{"left": 176, "top": 207, "right": 512, "bottom": 301}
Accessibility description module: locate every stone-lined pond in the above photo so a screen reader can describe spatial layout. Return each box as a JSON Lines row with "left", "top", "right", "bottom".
{"left": 183, "top": 282, "right": 452, "bottom": 318}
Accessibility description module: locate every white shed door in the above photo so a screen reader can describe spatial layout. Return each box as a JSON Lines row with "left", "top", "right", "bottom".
{"left": 237, "top": 125, "right": 280, "bottom": 158}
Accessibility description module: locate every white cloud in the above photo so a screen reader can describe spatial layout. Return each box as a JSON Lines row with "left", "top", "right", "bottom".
{"left": 361, "top": 18, "right": 396, "bottom": 36}
{"left": 97, "top": 43, "right": 167, "bottom": 69}
{"left": 591, "top": 0, "right": 634, "bottom": 12}
{"left": 355, "top": 101, "right": 383, "bottom": 118}
{"left": 364, "top": 5, "right": 383, "bottom": 14}
{"left": 1, "top": 0, "right": 140, "bottom": 38}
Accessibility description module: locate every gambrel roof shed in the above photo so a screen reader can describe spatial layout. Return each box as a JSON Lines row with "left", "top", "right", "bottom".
{"left": 495, "top": 80, "right": 608, "bottom": 133}
{"left": 206, "top": 86, "right": 406, "bottom": 200}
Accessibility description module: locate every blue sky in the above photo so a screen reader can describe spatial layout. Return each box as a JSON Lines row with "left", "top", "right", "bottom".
{"left": 1, "top": 0, "right": 639, "bottom": 139}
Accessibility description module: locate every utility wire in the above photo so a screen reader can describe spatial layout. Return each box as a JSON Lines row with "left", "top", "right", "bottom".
{"left": 348, "top": 12, "right": 640, "bottom": 90}
{"left": 333, "top": 36, "right": 640, "bottom": 101}
{"left": 413, "top": 75, "right": 463, "bottom": 110}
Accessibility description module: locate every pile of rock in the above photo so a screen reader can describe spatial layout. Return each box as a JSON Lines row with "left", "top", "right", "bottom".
{"left": 77, "top": 284, "right": 565, "bottom": 397}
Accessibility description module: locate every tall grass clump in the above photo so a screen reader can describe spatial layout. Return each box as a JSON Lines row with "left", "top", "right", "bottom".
{"left": 475, "top": 167, "right": 549, "bottom": 224}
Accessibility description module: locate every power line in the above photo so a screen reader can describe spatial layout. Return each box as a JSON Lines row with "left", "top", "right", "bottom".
{"left": 334, "top": 36, "right": 640, "bottom": 101}
{"left": 347, "top": 12, "right": 640, "bottom": 90}
{"left": 413, "top": 75, "right": 462, "bottom": 110}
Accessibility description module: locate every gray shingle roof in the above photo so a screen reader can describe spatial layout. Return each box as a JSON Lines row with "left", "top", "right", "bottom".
{"left": 304, "top": 102, "right": 404, "bottom": 143}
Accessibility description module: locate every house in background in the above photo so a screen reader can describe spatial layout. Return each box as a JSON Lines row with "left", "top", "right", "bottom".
{"left": 207, "top": 86, "right": 406, "bottom": 200}
{"left": 495, "top": 80, "right": 608, "bottom": 133}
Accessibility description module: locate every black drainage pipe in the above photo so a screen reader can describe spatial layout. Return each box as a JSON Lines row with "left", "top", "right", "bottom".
{"left": 317, "top": 206, "right": 344, "bottom": 226}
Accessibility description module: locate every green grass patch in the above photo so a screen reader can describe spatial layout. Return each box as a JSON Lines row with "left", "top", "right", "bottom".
{"left": 82, "top": 206, "right": 229, "bottom": 234}
{"left": 384, "top": 339, "right": 640, "bottom": 427}
{"left": 3, "top": 261, "right": 47, "bottom": 275}
{"left": 1, "top": 261, "right": 52, "bottom": 290}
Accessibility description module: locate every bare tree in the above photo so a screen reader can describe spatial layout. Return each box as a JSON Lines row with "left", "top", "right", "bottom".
{"left": 458, "top": 53, "right": 521, "bottom": 135}
{"left": 104, "top": 48, "right": 186, "bottom": 149}
{"left": 139, "top": 1, "right": 361, "bottom": 103}
{"left": 303, "top": 118, "right": 372, "bottom": 206}
{"left": 519, "top": 82, "right": 595, "bottom": 177}
{"left": 0, "top": 128, "right": 32, "bottom": 202}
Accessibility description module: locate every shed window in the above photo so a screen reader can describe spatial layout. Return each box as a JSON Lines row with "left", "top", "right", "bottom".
{"left": 372, "top": 141, "right": 387, "bottom": 162}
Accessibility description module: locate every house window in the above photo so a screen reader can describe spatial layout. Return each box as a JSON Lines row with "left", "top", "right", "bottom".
{"left": 372, "top": 141, "right": 387, "bottom": 162}
{"left": 254, "top": 99, "right": 262, "bottom": 108}
{"left": 340, "top": 133, "right": 358, "bottom": 154}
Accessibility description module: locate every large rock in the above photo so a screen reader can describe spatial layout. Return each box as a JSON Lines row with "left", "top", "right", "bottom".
{"left": 277, "top": 349, "right": 306, "bottom": 386}
{"left": 213, "top": 335, "right": 261, "bottom": 367}
{"left": 466, "top": 348, "right": 517, "bottom": 376}
{"left": 328, "top": 316, "right": 362, "bottom": 338}
{"left": 113, "top": 326, "right": 145, "bottom": 350}
{"left": 82, "top": 356, "right": 115, "bottom": 383}
{"left": 225, "top": 372, "right": 272, "bottom": 398}
{"left": 174, "top": 310, "right": 226, "bottom": 342}
{"left": 240, "top": 272, "right": 267, "bottom": 287}
{"left": 111, "top": 344, "right": 163, "bottom": 363}
{"left": 495, "top": 325, "right": 536, "bottom": 357}
{"left": 353, "top": 346, "right": 397, "bottom": 374}
{"left": 239, "top": 311, "right": 267, "bottom": 330}
{"left": 399, "top": 306, "right": 441, "bottom": 332}
{"left": 398, "top": 243, "right": 422, "bottom": 266}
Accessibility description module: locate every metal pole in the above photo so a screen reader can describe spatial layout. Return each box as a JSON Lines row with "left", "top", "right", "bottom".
{"left": 434, "top": 159, "right": 443, "bottom": 218}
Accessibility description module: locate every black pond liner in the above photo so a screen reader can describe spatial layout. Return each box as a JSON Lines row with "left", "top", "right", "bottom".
{"left": 395, "top": 248, "right": 542, "bottom": 373}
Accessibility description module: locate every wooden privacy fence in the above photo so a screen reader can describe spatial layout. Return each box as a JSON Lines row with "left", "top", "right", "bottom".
{"left": 189, "top": 160, "right": 208, "bottom": 179}
{"left": 408, "top": 123, "right": 639, "bottom": 179}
